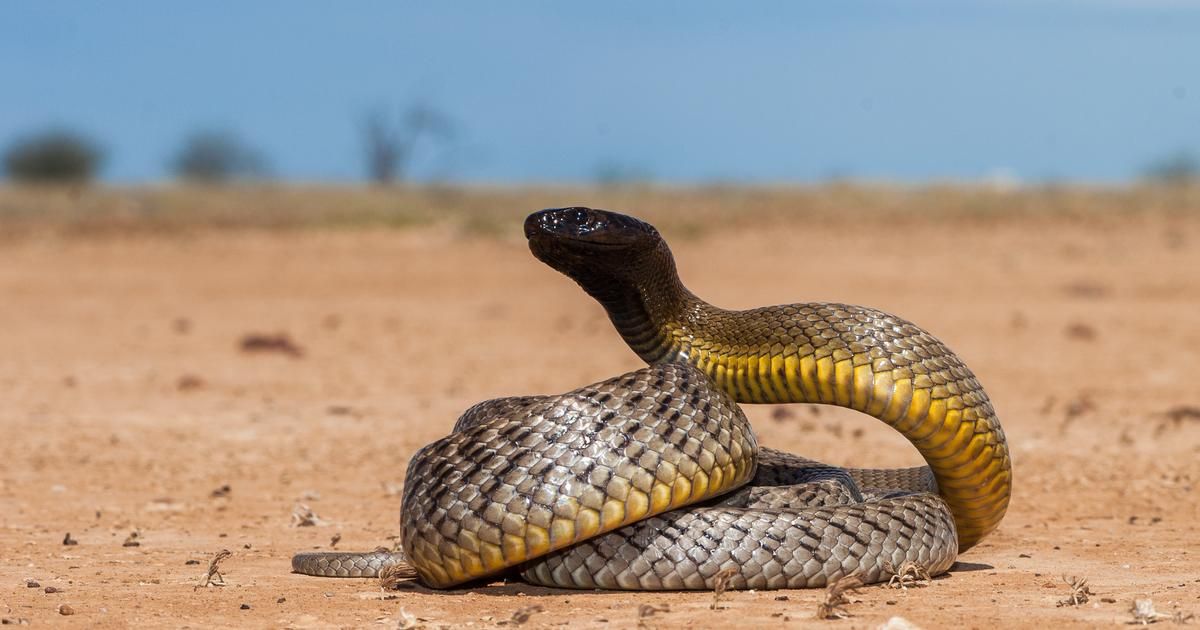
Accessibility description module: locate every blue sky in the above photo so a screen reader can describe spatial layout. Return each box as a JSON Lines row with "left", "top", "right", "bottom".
{"left": 2, "top": 2, "right": 1198, "bottom": 183}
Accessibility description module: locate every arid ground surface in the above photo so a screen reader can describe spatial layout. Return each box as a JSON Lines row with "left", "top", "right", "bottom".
{"left": 1, "top": 187, "right": 1198, "bottom": 628}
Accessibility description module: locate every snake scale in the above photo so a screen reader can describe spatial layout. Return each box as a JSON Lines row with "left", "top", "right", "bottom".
{"left": 292, "top": 207, "right": 1011, "bottom": 590}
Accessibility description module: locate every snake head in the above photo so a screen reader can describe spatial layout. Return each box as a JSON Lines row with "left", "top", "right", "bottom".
{"left": 525, "top": 208, "right": 663, "bottom": 279}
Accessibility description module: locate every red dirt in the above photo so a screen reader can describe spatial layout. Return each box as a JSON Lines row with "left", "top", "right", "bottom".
{"left": 1, "top": 211, "right": 1198, "bottom": 628}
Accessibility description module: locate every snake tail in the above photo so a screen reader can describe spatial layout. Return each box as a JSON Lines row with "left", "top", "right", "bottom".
{"left": 291, "top": 549, "right": 414, "bottom": 579}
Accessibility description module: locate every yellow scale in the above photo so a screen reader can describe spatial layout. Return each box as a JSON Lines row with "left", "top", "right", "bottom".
{"left": 414, "top": 324, "right": 1009, "bottom": 586}
{"left": 672, "top": 328, "right": 1009, "bottom": 553}
{"left": 413, "top": 429, "right": 754, "bottom": 588}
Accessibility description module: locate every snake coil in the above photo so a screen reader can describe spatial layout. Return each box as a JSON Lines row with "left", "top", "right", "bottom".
{"left": 291, "top": 207, "right": 1010, "bottom": 590}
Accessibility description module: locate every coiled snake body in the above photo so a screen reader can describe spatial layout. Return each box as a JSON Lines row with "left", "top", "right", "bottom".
{"left": 292, "top": 208, "right": 1011, "bottom": 590}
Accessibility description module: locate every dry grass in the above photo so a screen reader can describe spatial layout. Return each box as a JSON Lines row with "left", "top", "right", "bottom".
{"left": 198, "top": 549, "right": 232, "bottom": 589}
{"left": 884, "top": 560, "right": 932, "bottom": 590}
{"left": 289, "top": 504, "right": 324, "bottom": 527}
{"left": 378, "top": 556, "right": 419, "bottom": 590}
{"left": 816, "top": 574, "right": 864, "bottom": 620}
{"left": 1056, "top": 575, "right": 1094, "bottom": 607}
{"left": 2, "top": 182, "right": 1199, "bottom": 241}
{"left": 710, "top": 567, "right": 739, "bottom": 610}
{"left": 1129, "top": 599, "right": 1196, "bottom": 625}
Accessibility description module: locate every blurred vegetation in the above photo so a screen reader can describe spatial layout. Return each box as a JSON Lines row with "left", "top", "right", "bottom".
{"left": 3, "top": 129, "right": 104, "bottom": 183}
{"left": 362, "top": 103, "right": 456, "bottom": 184}
{"left": 0, "top": 182, "right": 1197, "bottom": 241}
{"left": 593, "top": 160, "right": 654, "bottom": 188}
{"left": 1142, "top": 150, "right": 1199, "bottom": 185}
{"left": 172, "top": 130, "right": 270, "bottom": 183}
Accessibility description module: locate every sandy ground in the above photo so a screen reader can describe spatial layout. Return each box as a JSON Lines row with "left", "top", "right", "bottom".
{"left": 1, "top": 208, "right": 1198, "bottom": 628}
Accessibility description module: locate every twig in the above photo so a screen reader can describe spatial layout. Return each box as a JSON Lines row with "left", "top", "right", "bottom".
{"left": 291, "top": 504, "right": 324, "bottom": 527}
{"left": 379, "top": 551, "right": 419, "bottom": 591}
{"left": 198, "top": 549, "right": 232, "bottom": 588}
{"left": 817, "top": 574, "right": 864, "bottom": 619}
{"left": 885, "top": 561, "right": 932, "bottom": 590}
{"left": 710, "top": 567, "right": 739, "bottom": 610}
{"left": 1129, "top": 599, "right": 1195, "bottom": 625}
{"left": 637, "top": 603, "right": 670, "bottom": 629}
{"left": 508, "top": 605, "right": 544, "bottom": 626}
{"left": 1056, "top": 575, "right": 1093, "bottom": 607}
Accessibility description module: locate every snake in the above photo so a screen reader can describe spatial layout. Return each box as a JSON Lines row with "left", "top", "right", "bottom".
{"left": 292, "top": 207, "right": 1011, "bottom": 590}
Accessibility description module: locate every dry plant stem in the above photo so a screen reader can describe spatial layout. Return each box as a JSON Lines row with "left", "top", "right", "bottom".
{"left": 199, "top": 549, "right": 232, "bottom": 588}
{"left": 637, "top": 602, "right": 670, "bottom": 628}
{"left": 1056, "top": 575, "right": 1093, "bottom": 607}
{"left": 1129, "top": 599, "right": 1196, "bottom": 625}
{"left": 378, "top": 556, "right": 419, "bottom": 591}
{"left": 395, "top": 607, "right": 420, "bottom": 629}
{"left": 816, "top": 575, "right": 864, "bottom": 620}
{"left": 885, "top": 561, "right": 932, "bottom": 590}
{"left": 710, "top": 567, "right": 738, "bottom": 610}
{"left": 509, "top": 604, "right": 544, "bottom": 625}
{"left": 291, "top": 504, "right": 322, "bottom": 527}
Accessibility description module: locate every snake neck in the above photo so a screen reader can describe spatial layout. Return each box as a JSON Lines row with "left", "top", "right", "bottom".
{"left": 571, "top": 254, "right": 709, "bottom": 365}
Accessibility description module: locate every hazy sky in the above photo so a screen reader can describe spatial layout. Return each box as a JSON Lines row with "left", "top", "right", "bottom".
{"left": 3, "top": 2, "right": 1198, "bottom": 183}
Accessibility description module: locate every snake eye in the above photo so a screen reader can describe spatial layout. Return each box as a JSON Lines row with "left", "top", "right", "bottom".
{"left": 550, "top": 207, "right": 607, "bottom": 235}
{"left": 526, "top": 207, "right": 603, "bottom": 238}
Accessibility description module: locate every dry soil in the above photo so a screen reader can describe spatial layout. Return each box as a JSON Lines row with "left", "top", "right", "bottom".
{"left": 1, "top": 208, "right": 1198, "bottom": 628}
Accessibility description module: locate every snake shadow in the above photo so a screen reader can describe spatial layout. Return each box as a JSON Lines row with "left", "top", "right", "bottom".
{"left": 386, "top": 577, "right": 599, "bottom": 598}
{"left": 386, "top": 562, "right": 995, "bottom": 596}
{"left": 949, "top": 561, "right": 994, "bottom": 573}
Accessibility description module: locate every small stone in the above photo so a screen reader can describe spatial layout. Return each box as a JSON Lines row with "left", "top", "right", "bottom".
{"left": 276, "top": 597, "right": 286, "bottom": 604}
{"left": 25, "top": 580, "right": 39, "bottom": 588}
{"left": 58, "top": 604, "right": 75, "bottom": 616}
{"left": 774, "top": 595, "right": 789, "bottom": 601}
{"left": 240, "top": 604, "right": 251, "bottom": 610}
{"left": 177, "top": 374, "right": 205, "bottom": 391}
{"left": 185, "top": 559, "right": 201, "bottom": 565}
{"left": 62, "top": 533, "right": 78, "bottom": 546}
{"left": 879, "top": 617, "right": 922, "bottom": 630}
{"left": 44, "top": 586, "right": 59, "bottom": 594}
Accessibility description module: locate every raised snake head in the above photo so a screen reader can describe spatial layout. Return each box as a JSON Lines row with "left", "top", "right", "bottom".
{"left": 525, "top": 207, "right": 667, "bottom": 284}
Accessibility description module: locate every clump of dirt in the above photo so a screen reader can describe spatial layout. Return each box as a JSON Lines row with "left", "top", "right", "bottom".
{"left": 238, "top": 332, "right": 305, "bottom": 358}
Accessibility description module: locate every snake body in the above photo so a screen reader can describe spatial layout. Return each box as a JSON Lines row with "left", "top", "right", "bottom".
{"left": 292, "top": 207, "right": 1010, "bottom": 590}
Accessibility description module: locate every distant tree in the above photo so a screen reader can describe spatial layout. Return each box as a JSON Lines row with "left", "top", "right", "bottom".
{"left": 3, "top": 129, "right": 104, "bottom": 183}
{"left": 172, "top": 130, "right": 270, "bottom": 183}
{"left": 361, "top": 103, "right": 455, "bottom": 184}
{"left": 1142, "top": 150, "right": 1199, "bottom": 185}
